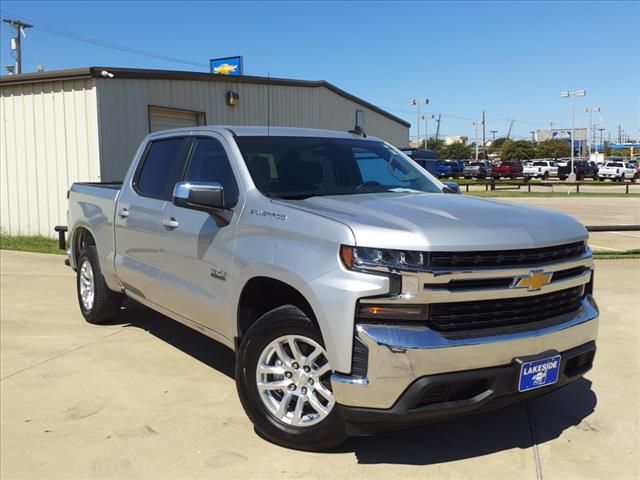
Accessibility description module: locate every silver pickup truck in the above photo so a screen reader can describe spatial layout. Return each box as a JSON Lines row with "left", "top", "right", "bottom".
{"left": 59, "top": 126, "right": 598, "bottom": 451}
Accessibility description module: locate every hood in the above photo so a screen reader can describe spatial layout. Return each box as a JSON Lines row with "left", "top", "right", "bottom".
{"left": 276, "top": 193, "right": 587, "bottom": 251}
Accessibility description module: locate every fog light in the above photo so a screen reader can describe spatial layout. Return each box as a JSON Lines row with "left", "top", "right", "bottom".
{"left": 357, "top": 304, "right": 427, "bottom": 321}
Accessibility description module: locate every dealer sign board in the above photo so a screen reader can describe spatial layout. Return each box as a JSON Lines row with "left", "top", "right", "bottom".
{"left": 210, "top": 56, "right": 243, "bottom": 76}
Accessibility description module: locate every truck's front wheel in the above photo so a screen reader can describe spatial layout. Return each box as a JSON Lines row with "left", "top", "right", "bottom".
{"left": 236, "top": 305, "right": 346, "bottom": 451}
{"left": 76, "top": 246, "right": 123, "bottom": 324}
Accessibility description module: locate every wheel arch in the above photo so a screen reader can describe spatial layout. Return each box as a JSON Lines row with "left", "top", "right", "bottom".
{"left": 236, "top": 276, "right": 320, "bottom": 347}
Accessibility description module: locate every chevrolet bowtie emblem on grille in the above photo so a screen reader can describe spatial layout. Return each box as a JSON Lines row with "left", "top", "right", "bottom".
{"left": 513, "top": 270, "right": 553, "bottom": 291}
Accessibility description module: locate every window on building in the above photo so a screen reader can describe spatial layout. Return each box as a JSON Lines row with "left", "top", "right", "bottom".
{"left": 148, "top": 106, "right": 205, "bottom": 133}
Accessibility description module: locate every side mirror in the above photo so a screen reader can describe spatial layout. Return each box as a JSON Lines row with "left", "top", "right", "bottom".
{"left": 173, "top": 182, "right": 225, "bottom": 212}
{"left": 442, "top": 181, "right": 461, "bottom": 194}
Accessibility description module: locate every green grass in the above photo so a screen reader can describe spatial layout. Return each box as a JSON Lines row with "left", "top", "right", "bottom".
{"left": 0, "top": 234, "right": 65, "bottom": 255}
{"left": 593, "top": 249, "right": 640, "bottom": 260}
{"left": 467, "top": 191, "right": 640, "bottom": 198}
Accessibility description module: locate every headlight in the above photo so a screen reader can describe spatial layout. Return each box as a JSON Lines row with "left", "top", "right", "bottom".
{"left": 340, "top": 245, "right": 425, "bottom": 271}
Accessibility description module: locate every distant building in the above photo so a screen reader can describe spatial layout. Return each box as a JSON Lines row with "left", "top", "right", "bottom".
{"left": 445, "top": 136, "right": 468, "bottom": 145}
{"left": 535, "top": 128, "right": 587, "bottom": 155}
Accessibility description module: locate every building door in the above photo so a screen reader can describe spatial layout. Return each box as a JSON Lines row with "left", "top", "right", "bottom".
{"left": 148, "top": 106, "right": 205, "bottom": 133}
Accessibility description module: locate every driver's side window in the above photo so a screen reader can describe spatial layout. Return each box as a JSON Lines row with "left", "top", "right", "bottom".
{"left": 353, "top": 148, "right": 404, "bottom": 185}
{"left": 183, "top": 138, "right": 239, "bottom": 208}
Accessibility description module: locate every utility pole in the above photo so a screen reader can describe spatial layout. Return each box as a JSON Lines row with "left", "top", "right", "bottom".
{"left": 2, "top": 18, "right": 33, "bottom": 74}
{"left": 618, "top": 124, "right": 622, "bottom": 143}
{"left": 435, "top": 114, "right": 442, "bottom": 142}
{"left": 490, "top": 130, "right": 497, "bottom": 142}
{"left": 408, "top": 99, "right": 428, "bottom": 147}
{"left": 598, "top": 128, "right": 605, "bottom": 151}
{"left": 582, "top": 106, "right": 600, "bottom": 157}
{"left": 506, "top": 119, "right": 515, "bottom": 139}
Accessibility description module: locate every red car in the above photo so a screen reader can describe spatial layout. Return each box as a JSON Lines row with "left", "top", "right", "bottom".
{"left": 492, "top": 161, "right": 523, "bottom": 179}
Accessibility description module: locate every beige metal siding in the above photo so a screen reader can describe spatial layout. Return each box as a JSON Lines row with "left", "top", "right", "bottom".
{"left": 0, "top": 79, "right": 100, "bottom": 236}
{"left": 96, "top": 78, "right": 409, "bottom": 181}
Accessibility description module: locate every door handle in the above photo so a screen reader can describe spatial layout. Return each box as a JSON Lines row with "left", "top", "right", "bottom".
{"left": 117, "top": 208, "right": 129, "bottom": 218}
{"left": 162, "top": 218, "right": 180, "bottom": 229}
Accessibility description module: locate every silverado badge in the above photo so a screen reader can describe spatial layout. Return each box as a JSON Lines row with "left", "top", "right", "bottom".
{"left": 513, "top": 270, "right": 553, "bottom": 291}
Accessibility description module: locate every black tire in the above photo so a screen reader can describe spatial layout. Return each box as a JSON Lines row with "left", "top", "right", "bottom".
{"left": 598, "top": 177, "right": 605, "bottom": 182}
{"left": 559, "top": 175, "right": 566, "bottom": 181}
{"left": 543, "top": 172, "right": 550, "bottom": 180}
{"left": 236, "top": 305, "right": 346, "bottom": 451}
{"left": 632, "top": 174, "right": 637, "bottom": 183}
{"left": 76, "top": 246, "right": 123, "bottom": 324}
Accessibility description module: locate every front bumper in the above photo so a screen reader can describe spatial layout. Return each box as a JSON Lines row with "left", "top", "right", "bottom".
{"left": 339, "top": 340, "right": 596, "bottom": 435}
{"left": 331, "top": 294, "right": 598, "bottom": 417}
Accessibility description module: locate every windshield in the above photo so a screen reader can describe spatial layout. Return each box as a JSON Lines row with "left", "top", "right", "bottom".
{"left": 606, "top": 162, "right": 624, "bottom": 167}
{"left": 235, "top": 136, "right": 442, "bottom": 199}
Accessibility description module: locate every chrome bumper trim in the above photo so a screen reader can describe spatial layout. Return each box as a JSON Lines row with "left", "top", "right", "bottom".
{"left": 331, "top": 295, "right": 599, "bottom": 409}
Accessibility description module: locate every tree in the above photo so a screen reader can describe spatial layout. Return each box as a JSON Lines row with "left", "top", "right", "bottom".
{"left": 487, "top": 137, "right": 509, "bottom": 154}
{"left": 441, "top": 142, "right": 472, "bottom": 160}
{"left": 500, "top": 140, "right": 536, "bottom": 161}
{"left": 426, "top": 138, "right": 445, "bottom": 152}
{"left": 535, "top": 139, "right": 571, "bottom": 159}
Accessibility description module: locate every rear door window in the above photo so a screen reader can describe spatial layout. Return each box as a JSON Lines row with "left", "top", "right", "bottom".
{"left": 136, "top": 137, "right": 189, "bottom": 199}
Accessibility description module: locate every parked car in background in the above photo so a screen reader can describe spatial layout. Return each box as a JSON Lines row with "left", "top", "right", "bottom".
{"left": 401, "top": 148, "right": 439, "bottom": 178}
{"left": 463, "top": 161, "right": 492, "bottom": 179}
{"left": 445, "top": 159, "right": 465, "bottom": 178}
{"left": 558, "top": 160, "right": 598, "bottom": 181}
{"left": 436, "top": 160, "right": 452, "bottom": 178}
{"left": 524, "top": 160, "right": 558, "bottom": 180}
{"left": 597, "top": 161, "right": 637, "bottom": 182}
{"left": 492, "top": 161, "right": 523, "bottom": 179}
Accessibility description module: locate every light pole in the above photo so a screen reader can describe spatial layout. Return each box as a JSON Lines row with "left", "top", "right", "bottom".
{"left": 529, "top": 131, "right": 536, "bottom": 142}
{"left": 490, "top": 130, "right": 498, "bottom": 142}
{"left": 421, "top": 114, "right": 433, "bottom": 147}
{"left": 473, "top": 121, "right": 480, "bottom": 161}
{"left": 582, "top": 106, "right": 600, "bottom": 156}
{"left": 598, "top": 128, "right": 605, "bottom": 152}
{"left": 560, "top": 89, "right": 586, "bottom": 182}
{"left": 409, "top": 99, "right": 428, "bottom": 147}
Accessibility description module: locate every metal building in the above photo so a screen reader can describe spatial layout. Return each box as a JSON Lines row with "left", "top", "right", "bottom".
{"left": 0, "top": 66, "right": 410, "bottom": 236}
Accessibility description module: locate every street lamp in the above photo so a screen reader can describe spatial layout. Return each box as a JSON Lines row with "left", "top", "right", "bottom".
{"left": 490, "top": 130, "right": 498, "bottom": 142}
{"left": 409, "top": 99, "right": 428, "bottom": 147}
{"left": 560, "top": 89, "right": 586, "bottom": 182}
{"left": 582, "top": 106, "right": 600, "bottom": 155}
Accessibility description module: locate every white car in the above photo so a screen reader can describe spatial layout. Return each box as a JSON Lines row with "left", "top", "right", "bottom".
{"left": 597, "top": 162, "right": 638, "bottom": 182}
{"left": 524, "top": 160, "right": 558, "bottom": 180}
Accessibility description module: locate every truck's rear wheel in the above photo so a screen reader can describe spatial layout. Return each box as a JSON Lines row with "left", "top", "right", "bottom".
{"left": 76, "top": 246, "right": 122, "bottom": 324}
{"left": 236, "top": 305, "right": 346, "bottom": 451}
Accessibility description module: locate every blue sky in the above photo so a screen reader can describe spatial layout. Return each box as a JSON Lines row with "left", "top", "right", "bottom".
{"left": 1, "top": 1, "right": 638, "bottom": 142}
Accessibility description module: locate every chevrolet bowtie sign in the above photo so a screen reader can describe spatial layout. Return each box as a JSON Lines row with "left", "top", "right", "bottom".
{"left": 513, "top": 270, "right": 553, "bottom": 291}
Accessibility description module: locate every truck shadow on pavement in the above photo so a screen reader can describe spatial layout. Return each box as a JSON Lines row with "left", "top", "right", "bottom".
{"left": 111, "top": 300, "right": 596, "bottom": 466}
{"left": 341, "top": 376, "right": 597, "bottom": 465}
{"left": 112, "top": 300, "right": 237, "bottom": 379}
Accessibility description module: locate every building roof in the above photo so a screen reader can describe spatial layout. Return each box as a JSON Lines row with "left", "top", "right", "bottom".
{"left": 0, "top": 66, "right": 410, "bottom": 128}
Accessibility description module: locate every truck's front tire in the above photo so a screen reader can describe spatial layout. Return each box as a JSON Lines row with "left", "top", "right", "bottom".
{"left": 236, "top": 305, "right": 346, "bottom": 451}
{"left": 76, "top": 246, "right": 123, "bottom": 324}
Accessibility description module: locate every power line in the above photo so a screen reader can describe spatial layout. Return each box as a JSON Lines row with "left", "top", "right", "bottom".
{"left": 0, "top": 10, "right": 208, "bottom": 69}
